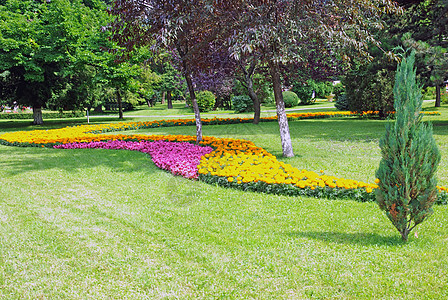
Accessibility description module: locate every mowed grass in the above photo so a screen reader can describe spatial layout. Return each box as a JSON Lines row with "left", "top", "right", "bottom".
{"left": 1, "top": 104, "right": 448, "bottom": 299}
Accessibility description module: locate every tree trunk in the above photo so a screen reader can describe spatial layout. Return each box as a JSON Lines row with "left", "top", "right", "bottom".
{"left": 177, "top": 42, "right": 202, "bottom": 143}
{"left": 167, "top": 91, "right": 173, "bottom": 109}
{"left": 161, "top": 91, "right": 166, "bottom": 105}
{"left": 94, "top": 105, "right": 103, "bottom": 113}
{"left": 116, "top": 90, "right": 124, "bottom": 119}
{"left": 400, "top": 227, "right": 409, "bottom": 242}
{"left": 32, "top": 106, "right": 43, "bottom": 125}
{"left": 269, "top": 60, "right": 294, "bottom": 157}
{"left": 246, "top": 75, "right": 261, "bottom": 124}
{"left": 239, "top": 59, "right": 261, "bottom": 124}
{"left": 435, "top": 85, "right": 441, "bottom": 107}
{"left": 184, "top": 69, "right": 202, "bottom": 143}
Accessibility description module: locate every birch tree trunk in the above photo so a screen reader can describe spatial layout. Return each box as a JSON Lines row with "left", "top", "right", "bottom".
{"left": 184, "top": 67, "right": 203, "bottom": 143}
{"left": 269, "top": 60, "right": 294, "bottom": 157}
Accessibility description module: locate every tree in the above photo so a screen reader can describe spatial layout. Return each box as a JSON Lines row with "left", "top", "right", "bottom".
{"left": 109, "top": 0, "right": 220, "bottom": 143}
{"left": 217, "top": 0, "right": 400, "bottom": 157}
{"left": 392, "top": 0, "right": 448, "bottom": 107}
{"left": 0, "top": 0, "right": 76, "bottom": 124}
{"left": 402, "top": 35, "right": 448, "bottom": 107}
{"left": 376, "top": 52, "right": 440, "bottom": 242}
{"left": 343, "top": 61, "right": 396, "bottom": 117}
{"left": 234, "top": 55, "right": 263, "bottom": 124}
{"left": 0, "top": 0, "right": 119, "bottom": 124}
{"left": 97, "top": 55, "right": 142, "bottom": 119}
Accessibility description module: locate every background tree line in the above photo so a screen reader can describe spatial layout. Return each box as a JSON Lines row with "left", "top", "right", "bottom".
{"left": 1, "top": 0, "right": 446, "bottom": 156}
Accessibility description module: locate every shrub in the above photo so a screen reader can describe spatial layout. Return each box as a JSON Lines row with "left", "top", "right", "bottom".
{"left": 0, "top": 112, "right": 84, "bottom": 120}
{"left": 333, "top": 82, "right": 345, "bottom": 100}
{"left": 195, "top": 90, "right": 216, "bottom": 112}
{"left": 442, "top": 90, "right": 448, "bottom": 104}
{"left": 422, "top": 87, "right": 435, "bottom": 100}
{"left": 375, "top": 52, "right": 441, "bottom": 242}
{"left": 344, "top": 68, "right": 395, "bottom": 117}
{"left": 335, "top": 94, "right": 350, "bottom": 111}
{"left": 282, "top": 91, "right": 299, "bottom": 108}
{"left": 314, "top": 81, "right": 334, "bottom": 98}
{"left": 291, "top": 81, "right": 314, "bottom": 105}
{"left": 232, "top": 95, "right": 254, "bottom": 113}
{"left": 264, "top": 91, "right": 275, "bottom": 106}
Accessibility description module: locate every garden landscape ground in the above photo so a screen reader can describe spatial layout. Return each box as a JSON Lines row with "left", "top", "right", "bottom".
{"left": 0, "top": 102, "right": 447, "bottom": 299}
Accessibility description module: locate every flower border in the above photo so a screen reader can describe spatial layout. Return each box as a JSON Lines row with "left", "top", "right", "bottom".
{"left": 1, "top": 111, "right": 446, "bottom": 204}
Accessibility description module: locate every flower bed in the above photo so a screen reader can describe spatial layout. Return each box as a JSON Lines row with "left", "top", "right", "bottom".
{"left": 0, "top": 113, "right": 446, "bottom": 204}
{"left": 0, "top": 111, "right": 440, "bottom": 147}
{"left": 55, "top": 140, "right": 214, "bottom": 179}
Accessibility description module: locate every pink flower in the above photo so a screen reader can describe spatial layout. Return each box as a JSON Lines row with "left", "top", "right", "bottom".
{"left": 54, "top": 140, "right": 213, "bottom": 179}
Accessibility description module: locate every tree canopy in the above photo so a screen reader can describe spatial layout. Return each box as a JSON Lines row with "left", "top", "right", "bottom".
{"left": 0, "top": 0, "right": 113, "bottom": 124}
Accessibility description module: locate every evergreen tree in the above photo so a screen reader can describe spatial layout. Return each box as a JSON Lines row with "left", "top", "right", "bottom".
{"left": 375, "top": 51, "right": 441, "bottom": 242}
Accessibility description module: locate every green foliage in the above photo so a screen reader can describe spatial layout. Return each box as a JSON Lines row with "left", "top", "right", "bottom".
{"left": 195, "top": 90, "right": 216, "bottom": 112}
{"left": 375, "top": 52, "right": 441, "bottom": 242}
{"left": 315, "top": 81, "right": 334, "bottom": 98}
{"left": 291, "top": 80, "right": 334, "bottom": 105}
{"left": 422, "top": 86, "right": 436, "bottom": 100}
{"left": 232, "top": 74, "right": 272, "bottom": 104}
{"left": 442, "top": 90, "right": 448, "bottom": 104}
{"left": 232, "top": 95, "right": 253, "bottom": 113}
{"left": 335, "top": 94, "right": 350, "bottom": 111}
{"left": 0, "top": 112, "right": 84, "bottom": 120}
{"left": 282, "top": 91, "right": 299, "bottom": 108}
{"left": 344, "top": 68, "right": 395, "bottom": 117}
{"left": 0, "top": 0, "right": 121, "bottom": 123}
{"left": 333, "top": 82, "right": 349, "bottom": 111}
{"left": 333, "top": 83, "right": 345, "bottom": 100}
{"left": 199, "top": 174, "right": 376, "bottom": 203}
{"left": 264, "top": 91, "right": 275, "bottom": 106}
{"left": 291, "top": 82, "right": 314, "bottom": 105}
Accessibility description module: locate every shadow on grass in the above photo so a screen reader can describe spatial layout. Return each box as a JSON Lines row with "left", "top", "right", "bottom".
{"left": 0, "top": 145, "right": 158, "bottom": 176}
{"left": 287, "top": 231, "right": 403, "bottom": 246}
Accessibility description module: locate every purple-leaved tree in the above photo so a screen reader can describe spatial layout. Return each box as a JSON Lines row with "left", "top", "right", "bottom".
{"left": 215, "top": 0, "right": 400, "bottom": 157}
{"left": 109, "top": 0, "right": 221, "bottom": 143}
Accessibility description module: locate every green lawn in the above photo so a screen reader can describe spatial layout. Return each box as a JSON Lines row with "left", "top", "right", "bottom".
{"left": 1, "top": 104, "right": 447, "bottom": 299}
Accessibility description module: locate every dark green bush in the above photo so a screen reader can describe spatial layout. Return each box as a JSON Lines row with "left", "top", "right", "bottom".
{"left": 335, "top": 94, "right": 350, "bottom": 111}
{"left": 333, "top": 82, "right": 345, "bottom": 100}
{"left": 282, "top": 91, "right": 299, "bottom": 108}
{"left": 344, "top": 68, "right": 395, "bottom": 117}
{"left": 291, "top": 81, "right": 314, "bottom": 105}
{"left": 232, "top": 95, "right": 253, "bottom": 113}
{"left": 187, "top": 91, "right": 216, "bottom": 112}
{"left": 315, "top": 81, "right": 334, "bottom": 98}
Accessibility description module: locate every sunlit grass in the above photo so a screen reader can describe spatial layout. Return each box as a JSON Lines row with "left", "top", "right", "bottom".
{"left": 1, "top": 103, "right": 447, "bottom": 299}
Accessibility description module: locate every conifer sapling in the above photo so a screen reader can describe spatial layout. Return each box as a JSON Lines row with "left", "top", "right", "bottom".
{"left": 375, "top": 51, "right": 441, "bottom": 242}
